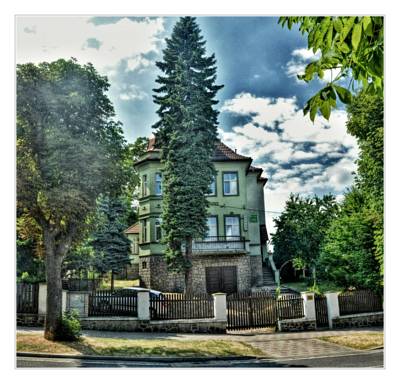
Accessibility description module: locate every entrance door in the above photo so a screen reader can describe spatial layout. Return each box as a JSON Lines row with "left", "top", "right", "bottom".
{"left": 205, "top": 266, "right": 237, "bottom": 294}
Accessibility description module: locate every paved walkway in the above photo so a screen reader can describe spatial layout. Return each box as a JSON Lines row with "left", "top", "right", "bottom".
{"left": 17, "top": 326, "right": 383, "bottom": 359}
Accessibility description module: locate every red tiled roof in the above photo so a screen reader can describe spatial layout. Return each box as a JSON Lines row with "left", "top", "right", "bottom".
{"left": 147, "top": 138, "right": 251, "bottom": 161}
{"left": 125, "top": 223, "right": 140, "bottom": 234}
{"left": 213, "top": 141, "right": 251, "bottom": 161}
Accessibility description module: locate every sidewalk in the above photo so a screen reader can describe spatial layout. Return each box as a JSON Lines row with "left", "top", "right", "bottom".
{"left": 17, "top": 326, "right": 383, "bottom": 359}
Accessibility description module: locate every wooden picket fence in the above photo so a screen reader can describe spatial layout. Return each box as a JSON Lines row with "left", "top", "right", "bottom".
{"left": 88, "top": 289, "right": 138, "bottom": 316}
{"left": 150, "top": 293, "right": 214, "bottom": 320}
{"left": 338, "top": 290, "right": 383, "bottom": 316}
{"left": 17, "top": 283, "right": 39, "bottom": 314}
{"left": 226, "top": 291, "right": 304, "bottom": 330}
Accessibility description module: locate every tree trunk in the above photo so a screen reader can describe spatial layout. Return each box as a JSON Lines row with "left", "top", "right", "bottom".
{"left": 43, "top": 226, "right": 74, "bottom": 341}
{"left": 184, "top": 236, "right": 193, "bottom": 293}
{"left": 43, "top": 228, "right": 63, "bottom": 341}
{"left": 111, "top": 271, "right": 115, "bottom": 291}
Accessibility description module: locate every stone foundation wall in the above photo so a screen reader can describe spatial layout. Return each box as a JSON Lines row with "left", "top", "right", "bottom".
{"left": 127, "top": 263, "right": 139, "bottom": 280}
{"left": 191, "top": 254, "right": 251, "bottom": 293}
{"left": 332, "top": 312, "right": 383, "bottom": 329}
{"left": 140, "top": 254, "right": 252, "bottom": 293}
{"left": 278, "top": 318, "right": 317, "bottom": 332}
{"left": 17, "top": 313, "right": 45, "bottom": 327}
{"left": 80, "top": 317, "right": 226, "bottom": 334}
{"left": 250, "top": 255, "right": 263, "bottom": 287}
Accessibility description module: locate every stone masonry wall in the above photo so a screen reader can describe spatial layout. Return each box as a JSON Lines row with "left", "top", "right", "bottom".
{"left": 141, "top": 254, "right": 252, "bottom": 293}
{"left": 17, "top": 313, "right": 45, "bottom": 327}
{"left": 278, "top": 318, "right": 317, "bottom": 332}
{"left": 80, "top": 318, "right": 226, "bottom": 333}
{"left": 250, "top": 255, "right": 263, "bottom": 287}
{"left": 332, "top": 312, "right": 383, "bottom": 329}
{"left": 191, "top": 254, "right": 252, "bottom": 293}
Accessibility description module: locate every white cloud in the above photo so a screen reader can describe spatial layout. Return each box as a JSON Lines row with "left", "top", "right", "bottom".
{"left": 219, "top": 93, "right": 359, "bottom": 233}
{"left": 292, "top": 48, "right": 321, "bottom": 60}
{"left": 119, "top": 84, "right": 149, "bottom": 101}
{"left": 221, "top": 93, "right": 297, "bottom": 126}
{"left": 16, "top": 16, "right": 165, "bottom": 73}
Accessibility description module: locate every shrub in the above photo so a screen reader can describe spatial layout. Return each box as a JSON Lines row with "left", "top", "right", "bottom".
{"left": 55, "top": 310, "right": 82, "bottom": 341}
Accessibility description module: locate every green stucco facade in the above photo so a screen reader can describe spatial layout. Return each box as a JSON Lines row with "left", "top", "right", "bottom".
{"left": 131, "top": 141, "right": 268, "bottom": 293}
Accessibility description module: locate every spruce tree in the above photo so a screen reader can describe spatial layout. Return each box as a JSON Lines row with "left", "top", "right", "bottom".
{"left": 91, "top": 196, "right": 131, "bottom": 290}
{"left": 153, "top": 17, "right": 223, "bottom": 291}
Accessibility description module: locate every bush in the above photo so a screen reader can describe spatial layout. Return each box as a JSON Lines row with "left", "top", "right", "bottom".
{"left": 55, "top": 310, "right": 82, "bottom": 341}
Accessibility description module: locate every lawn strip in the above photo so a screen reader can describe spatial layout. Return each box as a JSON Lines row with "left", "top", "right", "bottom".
{"left": 319, "top": 332, "right": 383, "bottom": 350}
{"left": 17, "top": 333, "right": 265, "bottom": 358}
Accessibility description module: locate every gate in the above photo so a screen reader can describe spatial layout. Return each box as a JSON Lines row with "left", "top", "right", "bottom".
{"left": 227, "top": 291, "right": 277, "bottom": 330}
{"left": 315, "top": 294, "right": 329, "bottom": 328}
{"left": 17, "top": 283, "right": 39, "bottom": 314}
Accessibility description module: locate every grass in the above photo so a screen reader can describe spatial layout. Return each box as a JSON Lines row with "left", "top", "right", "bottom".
{"left": 99, "top": 279, "right": 141, "bottom": 289}
{"left": 319, "top": 332, "right": 383, "bottom": 350}
{"left": 16, "top": 333, "right": 265, "bottom": 358}
{"left": 283, "top": 280, "right": 345, "bottom": 294}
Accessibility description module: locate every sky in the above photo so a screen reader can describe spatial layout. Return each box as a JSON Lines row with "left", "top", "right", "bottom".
{"left": 16, "top": 16, "right": 359, "bottom": 234}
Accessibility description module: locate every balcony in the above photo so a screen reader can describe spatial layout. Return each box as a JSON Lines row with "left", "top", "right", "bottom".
{"left": 182, "top": 236, "right": 248, "bottom": 255}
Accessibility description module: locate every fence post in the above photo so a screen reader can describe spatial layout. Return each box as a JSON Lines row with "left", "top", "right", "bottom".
{"left": 38, "top": 283, "right": 47, "bottom": 315}
{"left": 137, "top": 290, "right": 150, "bottom": 320}
{"left": 213, "top": 293, "right": 227, "bottom": 321}
{"left": 301, "top": 291, "right": 316, "bottom": 320}
{"left": 325, "top": 292, "right": 340, "bottom": 329}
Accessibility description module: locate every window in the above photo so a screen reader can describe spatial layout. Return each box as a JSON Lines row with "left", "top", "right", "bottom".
{"left": 142, "top": 261, "right": 147, "bottom": 269}
{"left": 225, "top": 216, "right": 240, "bottom": 240}
{"left": 155, "top": 218, "right": 162, "bottom": 241}
{"left": 141, "top": 219, "right": 148, "bottom": 243}
{"left": 206, "top": 175, "right": 216, "bottom": 196}
{"left": 155, "top": 173, "right": 162, "bottom": 195}
{"left": 206, "top": 216, "right": 218, "bottom": 240}
{"left": 223, "top": 172, "right": 238, "bottom": 195}
{"left": 131, "top": 237, "right": 139, "bottom": 254}
{"left": 142, "top": 175, "right": 148, "bottom": 197}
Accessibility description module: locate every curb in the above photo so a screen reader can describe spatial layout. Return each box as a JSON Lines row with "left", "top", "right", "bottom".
{"left": 16, "top": 352, "right": 258, "bottom": 363}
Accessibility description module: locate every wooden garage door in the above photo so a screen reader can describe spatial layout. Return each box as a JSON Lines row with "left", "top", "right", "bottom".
{"left": 205, "top": 266, "right": 237, "bottom": 294}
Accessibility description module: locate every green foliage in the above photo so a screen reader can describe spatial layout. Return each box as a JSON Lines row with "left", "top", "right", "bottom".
{"left": 55, "top": 310, "right": 82, "bottom": 341}
{"left": 272, "top": 194, "right": 339, "bottom": 270}
{"left": 279, "top": 16, "right": 383, "bottom": 121}
{"left": 320, "top": 92, "right": 383, "bottom": 291}
{"left": 17, "top": 238, "right": 46, "bottom": 282}
{"left": 318, "top": 190, "right": 381, "bottom": 292}
{"left": 90, "top": 196, "right": 131, "bottom": 276}
{"left": 152, "top": 17, "right": 223, "bottom": 274}
{"left": 17, "top": 58, "right": 131, "bottom": 249}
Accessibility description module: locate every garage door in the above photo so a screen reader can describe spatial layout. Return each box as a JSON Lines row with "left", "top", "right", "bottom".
{"left": 205, "top": 266, "right": 237, "bottom": 294}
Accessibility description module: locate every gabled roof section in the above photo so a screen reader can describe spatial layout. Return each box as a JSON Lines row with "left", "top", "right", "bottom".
{"left": 125, "top": 223, "right": 140, "bottom": 234}
{"left": 212, "top": 141, "right": 251, "bottom": 161}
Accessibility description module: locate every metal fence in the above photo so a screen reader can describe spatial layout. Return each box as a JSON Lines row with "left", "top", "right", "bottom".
{"left": 276, "top": 293, "right": 304, "bottom": 320}
{"left": 150, "top": 293, "right": 214, "bottom": 320}
{"left": 88, "top": 289, "right": 138, "bottom": 317}
{"left": 17, "top": 283, "right": 39, "bottom": 314}
{"left": 338, "top": 290, "right": 383, "bottom": 316}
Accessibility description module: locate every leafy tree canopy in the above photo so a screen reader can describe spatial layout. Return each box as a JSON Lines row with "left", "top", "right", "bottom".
{"left": 279, "top": 16, "right": 383, "bottom": 121}
{"left": 272, "top": 194, "right": 339, "bottom": 270}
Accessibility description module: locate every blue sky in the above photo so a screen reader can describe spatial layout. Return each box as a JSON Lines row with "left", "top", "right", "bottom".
{"left": 16, "top": 16, "right": 359, "bottom": 232}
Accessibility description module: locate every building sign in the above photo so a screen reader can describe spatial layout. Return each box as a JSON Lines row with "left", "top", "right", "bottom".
{"left": 249, "top": 213, "right": 258, "bottom": 223}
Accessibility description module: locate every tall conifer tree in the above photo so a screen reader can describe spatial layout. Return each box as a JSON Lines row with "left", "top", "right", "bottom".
{"left": 153, "top": 17, "right": 223, "bottom": 291}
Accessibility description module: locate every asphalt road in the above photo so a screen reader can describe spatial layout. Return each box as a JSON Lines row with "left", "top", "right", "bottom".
{"left": 16, "top": 350, "right": 383, "bottom": 368}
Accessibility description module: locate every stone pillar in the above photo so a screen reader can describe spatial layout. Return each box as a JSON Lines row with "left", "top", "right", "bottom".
{"left": 137, "top": 290, "right": 150, "bottom": 320}
{"left": 325, "top": 292, "right": 340, "bottom": 329}
{"left": 38, "top": 283, "right": 47, "bottom": 315}
{"left": 66, "top": 292, "right": 89, "bottom": 318}
{"left": 301, "top": 291, "right": 316, "bottom": 320}
{"left": 213, "top": 293, "right": 227, "bottom": 321}
{"left": 62, "top": 290, "right": 67, "bottom": 313}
